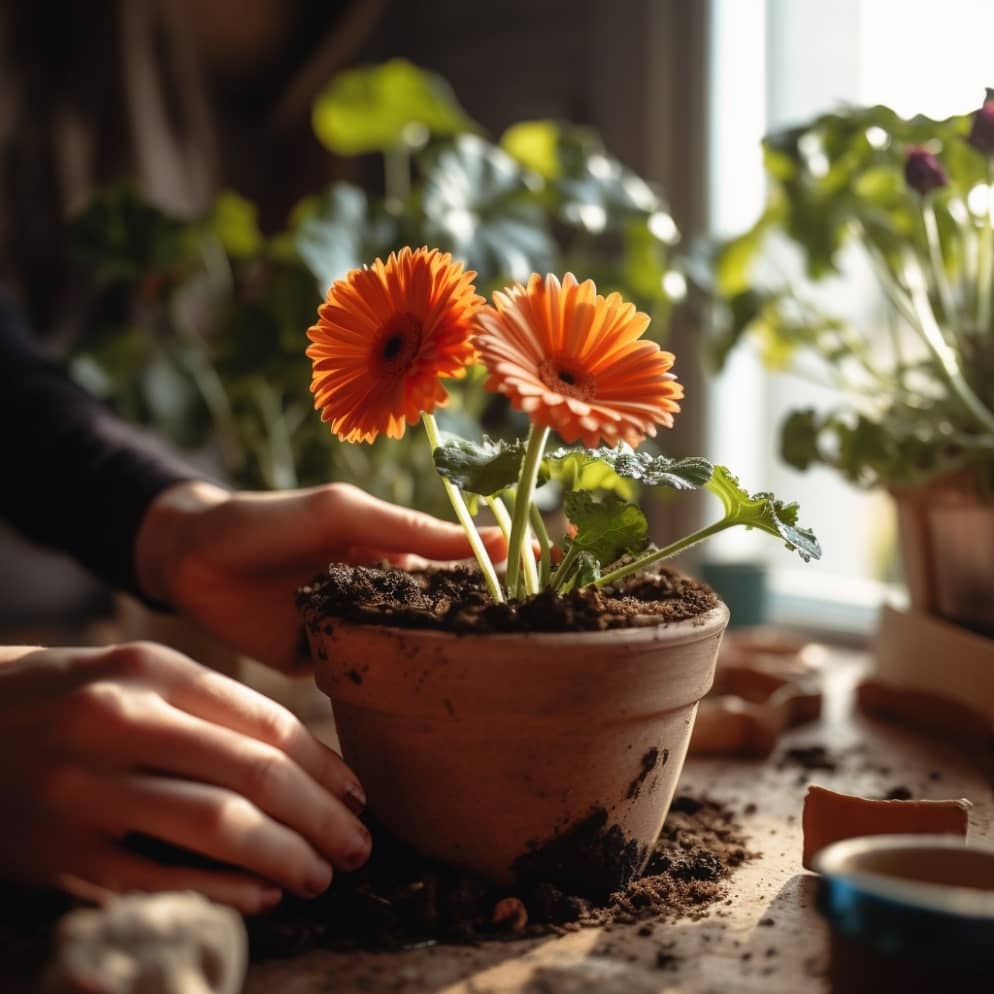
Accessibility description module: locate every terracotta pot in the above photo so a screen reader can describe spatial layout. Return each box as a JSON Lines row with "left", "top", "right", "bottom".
{"left": 891, "top": 478, "right": 994, "bottom": 636}
{"left": 306, "top": 603, "right": 729, "bottom": 895}
{"left": 815, "top": 834, "right": 994, "bottom": 994}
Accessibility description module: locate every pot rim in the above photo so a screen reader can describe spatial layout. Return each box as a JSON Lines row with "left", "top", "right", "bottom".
{"left": 815, "top": 834, "right": 994, "bottom": 919}
{"left": 312, "top": 601, "right": 730, "bottom": 646}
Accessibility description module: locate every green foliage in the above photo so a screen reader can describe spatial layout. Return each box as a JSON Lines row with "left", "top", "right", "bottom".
{"left": 66, "top": 60, "right": 684, "bottom": 506}
{"left": 433, "top": 436, "right": 525, "bottom": 495}
{"left": 704, "top": 466, "right": 822, "bottom": 562}
{"left": 544, "top": 447, "right": 713, "bottom": 492}
{"left": 702, "top": 100, "right": 994, "bottom": 490}
{"left": 312, "top": 59, "right": 477, "bottom": 155}
{"left": 421, "top": 135, "right": 555, "bottom": 284}
{"left": 564, "top": 491, "right": 650, "bottom": 567}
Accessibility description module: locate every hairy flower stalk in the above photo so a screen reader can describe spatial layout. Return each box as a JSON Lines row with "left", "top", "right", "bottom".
{"left": 505, "top": 425, "right": 549, "bottom": 599}
{"left": 422, "top": 414, "right": 504, "bottom": 602}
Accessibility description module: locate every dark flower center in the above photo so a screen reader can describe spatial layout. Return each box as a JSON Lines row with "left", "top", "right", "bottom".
{"left": 383, "top": 334, "right": 405, "bottom": 361}
{"left": 376, "top": 313, "right": 422, "bottom": 375}
{"left": 538, "top": 357, "right": 595, "bottom": 401}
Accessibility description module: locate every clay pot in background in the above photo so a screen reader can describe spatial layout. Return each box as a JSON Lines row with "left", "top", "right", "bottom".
{"left": 892, "top": 480, "right": 994, "bottom": 637}
{"left": 306, "top": 604, "right": 729, "bottom": 896}
{"left": 815, "top": 834, "right": 994, "bottom": 994}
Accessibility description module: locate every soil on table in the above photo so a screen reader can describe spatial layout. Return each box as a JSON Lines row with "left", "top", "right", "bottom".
{"left": 247, "top": 794, "right": 752, "bottom": 959}
{"left": 297, "top": 563, "right": 718, "bottom": 635}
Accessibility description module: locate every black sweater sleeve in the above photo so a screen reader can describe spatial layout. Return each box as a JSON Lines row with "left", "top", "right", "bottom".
{"left": 0, "top": 296, "right": 201, "bottom": 599}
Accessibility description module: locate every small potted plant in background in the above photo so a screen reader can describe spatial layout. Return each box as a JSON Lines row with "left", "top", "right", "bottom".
{"left": 297, "top": 246, "right": 820, "bottom": 895}
{"left": 703, "top": 90, "right": 994, "bottom": 732}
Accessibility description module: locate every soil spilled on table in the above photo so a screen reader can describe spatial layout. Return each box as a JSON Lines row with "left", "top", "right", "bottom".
{"left": 247, "top": 794, "right": 752, "bottom": 959}
{"left": 297, "top": 563, "right": 718, "bottom": 635}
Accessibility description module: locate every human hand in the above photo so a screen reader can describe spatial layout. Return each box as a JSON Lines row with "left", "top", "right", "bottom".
{"left": 136, "top": 481, "right": 507, "bottom": 671}
{"left": 0, "top": 642, "right": 370, "bottom": 913}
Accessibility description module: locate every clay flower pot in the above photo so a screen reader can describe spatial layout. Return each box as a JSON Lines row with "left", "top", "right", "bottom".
{"left": 306, "top": 602, "right": 729, "bottom": 896}
{"left": 815, "top": 834, "right": 994, "bottom": 994}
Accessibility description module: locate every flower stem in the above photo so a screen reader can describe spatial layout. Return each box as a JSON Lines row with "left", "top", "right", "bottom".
{"left": 921, "top": 200, "right": 959, "bottom": 337}
{"left": 904, "top": 260, "right": 994, "bottom": 435}
{"left": 594, "top": 519, "right": 732, "bottom": 589}
{"left": 487, "top": 495, "right": 538, "bottom": 596}
{"left": 551, "top": 542, "right": 582, "bottom": 593}
{"left": 422, "top": 413, "right": 504, "bottom": 603}
{"left": 384, "top": 146, "right": 411, "bottom": 211}
{"left": 980, "top": 160, "right": 994, "bottom": 335}
{"left": 506, "top": 424, "right": 550, "bottom": 599}
{"left": 529, "top": 503, "right": 552, "bottom": 589}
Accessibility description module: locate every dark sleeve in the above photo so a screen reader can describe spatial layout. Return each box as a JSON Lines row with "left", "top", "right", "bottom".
{"left": 0, "top": 295, "right": 201, "bottom": 600}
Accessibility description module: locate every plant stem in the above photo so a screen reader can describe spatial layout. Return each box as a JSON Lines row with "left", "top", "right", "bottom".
{"left": 251, "top": 378, "right": 298, "bottom": 490}
{"left": 529, "top": 503, "right": 552, "bottom": 589}
{"left": 506, "top": 424, "right": 550, "bottom": 599}
{"left": 921, "top": 200, "right": 958, "bottom": 334}
{"left": 551, "top": 542, "right": 582, "bottom": 593}
{"left": 422, "top": 413, "right": 504, "bottom": 603}
{"left": 594, "top": 519, "right": 732, "bottom": 588}
{"left": 980, "top": 160, "right": 994, "bottom": 335}
{"left": 486, "top": 495, "right": 538, "bottom": 596}
{"left": 903, "top": 261, "right": 994, "bottom": 435}
{"left": 384, "top": 146, "right": 411, "bottom": 211}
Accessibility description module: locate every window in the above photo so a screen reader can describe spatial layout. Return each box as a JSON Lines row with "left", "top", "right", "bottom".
{"left": 706, "top": 0, "right": 994, "bottom": 634}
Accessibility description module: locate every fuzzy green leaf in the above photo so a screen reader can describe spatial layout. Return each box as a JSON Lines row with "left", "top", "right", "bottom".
{"left": 544, "top": 447, "right": 713, "bottom": 492}
{"left": 433, "top": 436, "right": 525, "bottom": 495}
{"left": 705, "top": 466, "right": 821, "bottom": 562}
{"left": 564, "top": 491, "right": 649, "bottom": 567}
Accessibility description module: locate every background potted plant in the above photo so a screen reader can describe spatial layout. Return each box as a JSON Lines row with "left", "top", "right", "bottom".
{"left": 297, "top": 246, "right": 821, "bottom": 895}
{"left": 702, "top": 92, "right": 994, "bottom": 703}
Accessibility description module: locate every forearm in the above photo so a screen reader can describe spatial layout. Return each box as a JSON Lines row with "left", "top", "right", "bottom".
{"left": 0, "top": 297, "right": 201, "bottom": 598}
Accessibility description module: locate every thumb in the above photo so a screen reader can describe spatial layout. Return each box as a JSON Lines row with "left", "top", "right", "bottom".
{"left": 331, "top": 486, "right": 507, "bottom": 563}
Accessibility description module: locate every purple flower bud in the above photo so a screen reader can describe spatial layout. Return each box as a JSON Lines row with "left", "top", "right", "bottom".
{"left": 904, "top": 146, "right": 948, "bottom": 196}
{"left": 968, "top": 89, "right": 994, "bottom": 156}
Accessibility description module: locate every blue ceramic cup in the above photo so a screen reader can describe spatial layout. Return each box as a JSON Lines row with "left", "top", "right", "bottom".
{"left": 815, "top": 834, "right": 994, "bottom": 993}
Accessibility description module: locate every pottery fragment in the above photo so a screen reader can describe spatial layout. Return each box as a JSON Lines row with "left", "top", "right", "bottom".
{"left": 801, "top": 785, "right": 972, "bottom": 870}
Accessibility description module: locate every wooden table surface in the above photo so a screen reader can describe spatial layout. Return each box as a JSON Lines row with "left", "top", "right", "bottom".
{"left": 243, "top": 650, "right": 994, "bottom": 994}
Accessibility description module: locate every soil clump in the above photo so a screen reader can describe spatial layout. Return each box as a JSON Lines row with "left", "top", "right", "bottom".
{"left": 247, "top": 793, "right": 752, "bottom": 959}
{"left": 298, "top": 563, "right": 718, "bottom": 636}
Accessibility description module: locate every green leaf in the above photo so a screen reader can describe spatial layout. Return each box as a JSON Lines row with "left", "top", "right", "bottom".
{"left": 67, "top": 185, "right": 201, "bottom": 284}
{"left": 705, "top": 465, "right": 822, "bottom": 562}
{"left": 433, "top": 436, "right": 525, "bottom": 495}
{"left": 780, "top": 409, "right": 822, "bottom": 472}
{"left": 312, "top": 59, "right": 478, "bottom": 156}
{"left": 422, "top": 135, "right": 555, "bottom": 282}
{"left": 292, "top": 183, "right": 367, "bottom": 290}
{"left": 212, "top": 191, "right": 263, "bottom": 259}
{"left": 500, "top": 120, "right": 562, "bottom": 179}
{"left": 571, "top": 551, "right": 602, "bottom": 588}
{"left": 564, "top": 491, "right": 650, "bottom": 567}
{"left": 543, "top": 446, "right": 713, "bottom": 493}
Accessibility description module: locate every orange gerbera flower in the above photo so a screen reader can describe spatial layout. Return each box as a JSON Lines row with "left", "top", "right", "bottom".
{"left": 474, "top": 273, "right": 683, "bottom": 448}
{"left": 306, "top": 247, "right": 482, "bottom": 443}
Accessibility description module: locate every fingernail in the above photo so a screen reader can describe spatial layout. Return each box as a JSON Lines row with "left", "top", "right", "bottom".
{"left": 343, "top": 782, "right": 366, "bottom": 815}
{"left": 259, "top": 887, "right": 282, "bottom": 911}
{"left": 344, "top": 827, "right": 372, "bottom": 870}
{"left": 305, "top": 860, "right": 333, "bottom": 896}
